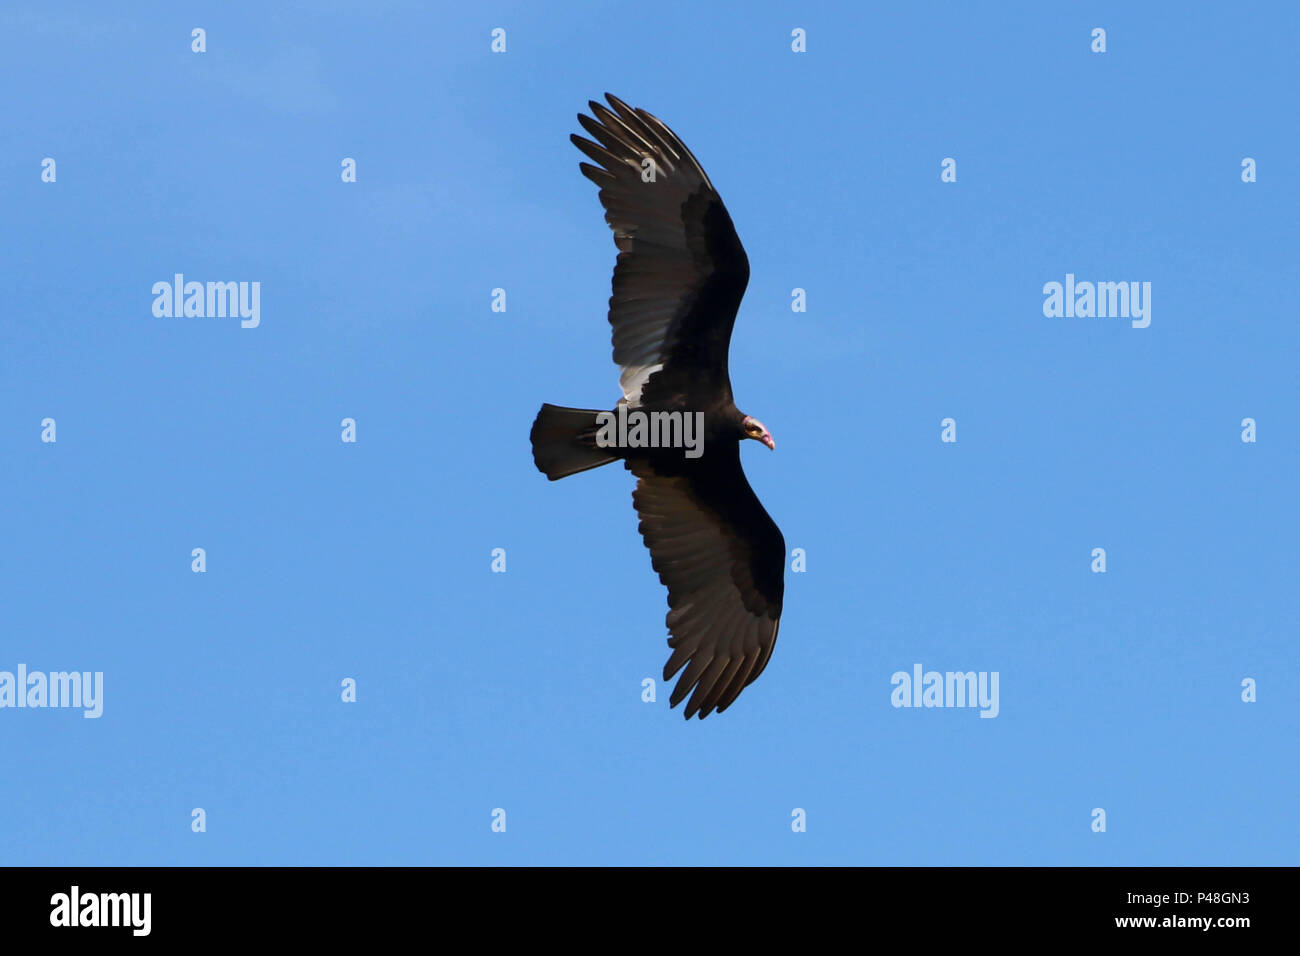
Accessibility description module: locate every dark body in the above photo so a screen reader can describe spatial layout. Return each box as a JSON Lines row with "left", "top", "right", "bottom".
{"left": 530, "top": 94, "right": 786, "bottom": 719}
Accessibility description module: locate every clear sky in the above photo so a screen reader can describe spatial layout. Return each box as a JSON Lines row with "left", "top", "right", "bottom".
{"left": 2, "top": 1, "right": 1296, "bottom": 865}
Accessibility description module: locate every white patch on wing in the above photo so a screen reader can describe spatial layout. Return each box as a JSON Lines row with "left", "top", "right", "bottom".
{"left": 619, "top": 362, "right": 663, "bottom": 405}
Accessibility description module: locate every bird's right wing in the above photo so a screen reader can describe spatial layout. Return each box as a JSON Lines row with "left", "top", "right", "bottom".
{"left": 628, "top": 448, "right": 785, "bottom": 719}
{"left": 572, "top": 93, "right": 750, "bottom": 407}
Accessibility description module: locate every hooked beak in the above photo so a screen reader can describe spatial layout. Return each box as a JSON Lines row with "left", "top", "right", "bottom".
{"left": 761, "top": 431, "right": 775, "bottom": 451}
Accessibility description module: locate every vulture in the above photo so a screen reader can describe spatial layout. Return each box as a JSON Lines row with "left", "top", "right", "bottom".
{"left": 530, "top": 94, "right": 785, "bottom": 720}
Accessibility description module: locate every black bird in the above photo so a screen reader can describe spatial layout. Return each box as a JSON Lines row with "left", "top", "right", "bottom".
{"left": 530, "top": 94, "right": 785, "bottom": 720}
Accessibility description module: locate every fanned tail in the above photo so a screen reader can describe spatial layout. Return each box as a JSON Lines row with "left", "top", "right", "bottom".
{"left": 530, "top": 403, "right": 618, "bottom": 480}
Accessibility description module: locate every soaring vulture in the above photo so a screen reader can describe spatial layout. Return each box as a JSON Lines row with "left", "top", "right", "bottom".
{"left": 530, "top": 94, "right": 785, "bottom": 720}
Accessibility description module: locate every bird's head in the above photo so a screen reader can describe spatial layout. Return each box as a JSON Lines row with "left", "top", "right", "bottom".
{"left": 741, "top": 415, "right": 775, "bottom": 450}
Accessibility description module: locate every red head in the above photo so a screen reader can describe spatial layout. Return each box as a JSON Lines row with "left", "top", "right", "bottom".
{"left": 741, "top": 415, "right": 775, "bottom": 450}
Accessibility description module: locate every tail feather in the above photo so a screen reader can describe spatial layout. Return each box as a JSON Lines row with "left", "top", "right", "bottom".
{"left": 530, "top": 403, "right": 618, "bottom": 480}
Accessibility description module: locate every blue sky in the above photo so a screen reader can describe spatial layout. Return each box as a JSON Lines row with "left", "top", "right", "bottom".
{"left": 2, "top": 1, "right": 1296, "bottom": 865}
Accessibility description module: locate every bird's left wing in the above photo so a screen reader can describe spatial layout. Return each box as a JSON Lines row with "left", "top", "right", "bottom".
{"left": 572, "top": 93, "right": 750, "bottom": 407}
{"left": 628, "top": 449, "right": 785, "bottom": 719}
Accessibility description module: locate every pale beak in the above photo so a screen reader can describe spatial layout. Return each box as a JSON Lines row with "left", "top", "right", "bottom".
{"left": 761, "top": 432, "right": 775, "bottom": 451}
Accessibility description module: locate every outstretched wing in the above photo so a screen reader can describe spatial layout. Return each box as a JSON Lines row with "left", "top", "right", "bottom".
{"left": 572, "top": 93, "right": 750, "bottom": 408}
{"left": 628, "top": 449, "right": 785, "bottom": 719}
